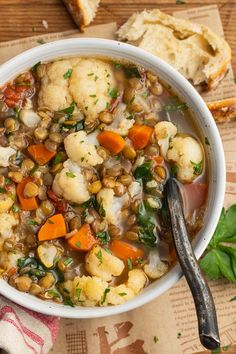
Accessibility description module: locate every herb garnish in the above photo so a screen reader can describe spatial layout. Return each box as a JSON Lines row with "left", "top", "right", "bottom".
{"left": 119, "top": 292, "right": 127, "bottom": 297}
{"left": 0, "top": 187, "right": 5, "bottom": 193}
{"left": 96, "top": 250, "right": 103, "bottom": 263}
{"left": 66, "top": 171, "right": 76, "bottom": 178}
{"left": 136, "top": 202, "right": 156, "bottom": 247}
{"left": 27, "top": 220, "right": 39, "bottom": 226}
{"left": 60, "top": 102, "right": 76, "bottom": 117}
{"left": 30, "top": 165, "right": 39, "bottom": 176}
{"left": 89, "top": 94, "right": 97, "bottom": 98}
{"left": 153, "top": 336, "right": 159, "bottom": 343}
{"left": 124, "top": 66, "right": 141, "bottom": 78}
{"left": 127, "top": 258, "right": 133, "bottom": 270}
{"left": 76, "top": 288, "right": 82, "bottom": 300}
{"left": 48, "top": 289, "right": 60, "bottom": 298}
{"left": 170, "top": 164, "right": 179, "bottom": 177}
{"left": 47, "top": 219, "right": 54, "bottom": 224}
{"left": 63, "top": 69, "right": 73, "bottom": 79}
{"left": 76, "top": 241, "right": 81, "bottom": 248}
{"left": 134, "top": 160, "right": 153, "bottom": 182}
{"left": 101, "top": 288, "right": 110, "bottom": 305}
{"left": 113, "top": 62, "right": 122, "bottom": 69}
{"left": 109, "top": 88, "right": 118, "bottom": 99}
{"left": 64, "top": 298, "right": 75, "bottom": 307}
{"left": 96, "top": 231, "right": 110, "bottom": 244}
{"left": 31, "top": 61, "right": 41, "bottom": 72}
{"left": 53, "top": 154, "right": 63, "bottom": 165}
{"left": 63, "top": 258, "right": 73, "bottom": 266}
{"left": 37, "top": 38, "right": 46, "bottom": 45}
{"left": 200, "top": 205, "right": 236, "bottom": 283}
{"left": 191, "top": 160, "right": 203, "bottom": 175}
{"left": 12, "top": 204, "right": 19, "bottom": 213}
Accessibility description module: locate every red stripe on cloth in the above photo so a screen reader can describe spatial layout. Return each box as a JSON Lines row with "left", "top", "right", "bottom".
{"left": 0, "top": 306, "right": 45, "bottom": 352}
{"left": 16, "top": 304, "right": 59, "bottom": 342}
{"left": 2, "top": 318, "right": 38, "bottom": 354}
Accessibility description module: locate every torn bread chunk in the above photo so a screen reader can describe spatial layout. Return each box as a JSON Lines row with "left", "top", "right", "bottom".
{"left": 63, "top": 0, "right": 100, "bottom": 30}
{"left": 117, "top": 9, "right": 231, "bottom": 89}
{"left": 207, "top": 98, "right": 236, "bottom": 123}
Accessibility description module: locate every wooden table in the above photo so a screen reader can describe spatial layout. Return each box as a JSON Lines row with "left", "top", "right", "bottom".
{"left": 0, "top": 0, "right": 235, "bottom": 71}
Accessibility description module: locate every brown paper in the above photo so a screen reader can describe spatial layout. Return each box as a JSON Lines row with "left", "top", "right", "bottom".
{"left": 1, "top": 7, "right": 236, "bottom": 354}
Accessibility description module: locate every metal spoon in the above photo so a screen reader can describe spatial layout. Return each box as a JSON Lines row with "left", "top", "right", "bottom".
{"left": 164, "top": 177, "right": 220, "bottom": 350}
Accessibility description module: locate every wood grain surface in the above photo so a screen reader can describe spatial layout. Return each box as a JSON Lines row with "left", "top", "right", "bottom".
{"left": 0, "top": 0, "right": 236, "bottom": 72}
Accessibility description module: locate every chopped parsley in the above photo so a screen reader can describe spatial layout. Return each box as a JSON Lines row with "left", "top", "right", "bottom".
{"left": 99, "top": 200, "right": 106, "bottom": 217}
{"left": 4, "top": 177, "right": 12, "bottom": 185}
{"left": 31, "top": 61, "right": 41, "bottom": 72}
{"left": 47, "top": 219, "right": 54, "bottom": 224}
{"left": 63, "top": 257, "right": 73, "bottom": 266}
{"left": 142, "top": 91, "right": 149, "bottom": 99}
{"left": 124, "top": 66, "right": 141, "bottom": 78}
{"left": 109, "top": 88, "right": 118, "bottom": 99}
{"left": 76, "top": 288, "right": 82, "bottom": 299}
{"left": 63, "top": 69, "right": 73, "bottom": 79}
{"left": 96, "top": 231, "right": 110, "bottom": 244}
{"left": 94, "top": 75, "right": 99, "bottom": 81}
{"left": 119, "top": 293, "right": 127, "bottom": 297}
{"left": 37, "top": 38, "right": 46, "bottom": 45}
{"left": 136, "top": 257, "right": 143, "bottom": 264}
{"left": 105, "top": 102, "right": 111, "bottom": 110}
{"left": 53, "top": 154, "right": 63, "bottom": 165}
{"left": 64, "top": 298, "right": 75, "bottom": 307}
{"left": 12, "top": 204, "right": 19, "bottom": 213}
{"left": 153, "top": 336, "right": 159, "bottom": 343}
{"left": 101, "top": 288, "right": 110, "bottom": 305}
{"left": 134, "top": 160, "right": 153, "bottom": 182}
{"left": 89, "top": 94, "right": 97, "bottom": 98}
{"left": 26, "top": 220, "right": 39, "bottom": 226}
{"left": 87, "top": 73, "right": 94, "bottom": 76}
{"left": 230, "top": 296, "right": 236, "bottom": 302}
{"left": 113, "top": 62, "right": 122, "bottom": 69}
{"left": 48, "top": 289, "right": 60, "bottom": 298}
{"left": 60, "top": 102, "right": 76, "bottom": 117}
{"left": 76, "top": 241, "right": 81, "bottom": 248}
{"left": 191, "top": 160, "right": 203, "bottom": 175}
{"left": 127, "top": 112, "right": 135, "bottom": 120}
{"left": 163, "top": 102, "right": 188, "bottom": 112}
{"left": 127, "top": 258, "right": 133, "bottom": 270}
{"left": 170, "top": 164, "right": 179, "bottom": 177}
{"left": 96, "top": 250, "right": 103, "bottom": 263}
{"left": 66, "top": 171, "right": 76, "bottom": 178}
{"left": 136, "top": 202, "right": 156, "bottom": 247}
{"left": 29, "top": 164, "right": 39, "bottom": 176}
{"left": 0, "top": 187, "right": 5, "bottom": 193}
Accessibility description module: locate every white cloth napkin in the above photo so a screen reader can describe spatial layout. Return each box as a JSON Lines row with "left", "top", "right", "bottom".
{"left": 0, "top": 295, "right": 59, "bottom": 354}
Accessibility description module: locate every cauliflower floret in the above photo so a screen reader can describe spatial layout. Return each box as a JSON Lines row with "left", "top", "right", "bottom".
{"left": 155, "top": 121, "right": 177, "bottom": 158}
{"left": 52, "top": 159, "right": 90, "bottom": 204}
{"left": 144, "top": 249, "right": 168, "bottom": 279}
{"left": 104, "top": 284, "right": 135, "bottom": 305}
{"left": 0, "top": 250, "right": 24, "bottom": 271}
{"left": 128, "top": 181, "right": 142, "bottom": 200}
{"left": 167, "top": 136, "right": 203, "bottom": 183}
{"left": 74, "top": 276, "right": 108, "bottom": 306}
{"left": 105, "top": 103, "right": 135, "bottom": 136}
{"left": 38, "top": 60, "right": 73, "bottom": 111}
{"left": 97, "top": 188, "right": 129, "bottom": 225}
{"left": 0, "top": 195, "right": 14, "bottom": 213}
{"left": 0, "top": 213, "right": 18, "bottom": 239}
{"left": 85, "top": 245, "right": 125, "bottom": 281}
{"left": 104, "top": 269, "right": 147, "bottom": 306}
{"left": 126, "top": 269, "right": 147, "bottom": 294}
{"left": 19, "top": 109, "right": 41, "bottom": 128}
{"left": 69, "top": 58, "right": 115, "bottom": 120}
{"left": 0, "top": 147, "right": 16, "bottom": 167}
{"left": 64, "top": 131, "right": 103, "bottom": 167}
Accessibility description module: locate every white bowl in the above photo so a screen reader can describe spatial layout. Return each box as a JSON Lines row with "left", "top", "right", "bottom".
{"left": 0, "top": 38, "right": 225, "bottom": 318}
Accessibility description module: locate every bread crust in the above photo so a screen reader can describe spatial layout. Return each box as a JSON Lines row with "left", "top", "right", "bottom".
{"left": 63, "top": 0, "right": 99, "bottom": 30}
{"left": 207, "top": 98, "right": 236, "bottom": 123}
{"left": 117, "top": 9, "right": 231, "bottom": 89}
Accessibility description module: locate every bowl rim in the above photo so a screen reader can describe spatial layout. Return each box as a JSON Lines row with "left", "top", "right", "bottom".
{"left": 0, "top": 38, "right": 226, "bottom": 318}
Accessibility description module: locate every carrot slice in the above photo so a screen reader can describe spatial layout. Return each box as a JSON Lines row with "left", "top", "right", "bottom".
{"left": 97, "top": 131, "right": 125, "bottom": 154}
{"left": 16, "top": 177, "right": 38, "bottom": 211}
{"left": 38, "top": 214, "right": 67, "bottom": 241}
{"left": 110, "top": 240, "right": 143, "bottom": 262}
{"left": 67, "top": 223, "right": 98, "bottom": 251}
{"left": 128, "top": 124, "right": 154, "bottom": 149}
{"left": 27, "top": 144, "right": 56, "bottom": 165}
{"left": 151, "top": 155, "right": 164, "bottom": 164}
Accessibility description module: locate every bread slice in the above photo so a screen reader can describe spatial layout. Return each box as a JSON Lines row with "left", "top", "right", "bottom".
{"left": 63, "top": 0, "right": 100, "bottom": 30}
{"left": 207, "top": 98, "right": 236, "bottom": 123}
{"left": 117, "top": 9, "right": 231, "bottom": 89}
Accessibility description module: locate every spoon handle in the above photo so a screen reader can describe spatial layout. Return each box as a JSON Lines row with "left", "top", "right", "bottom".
{"left": 165, "top": 178, "right": 220, "bottom": 350}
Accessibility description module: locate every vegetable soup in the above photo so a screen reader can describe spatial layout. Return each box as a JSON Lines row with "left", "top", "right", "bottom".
{"left": 0, "top": 57, "right": 207, "bottom": 307}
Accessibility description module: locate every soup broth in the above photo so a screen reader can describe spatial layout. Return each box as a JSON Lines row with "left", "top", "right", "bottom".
{"left": 0, "top": 57, "right": 207, "bottom": 307}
